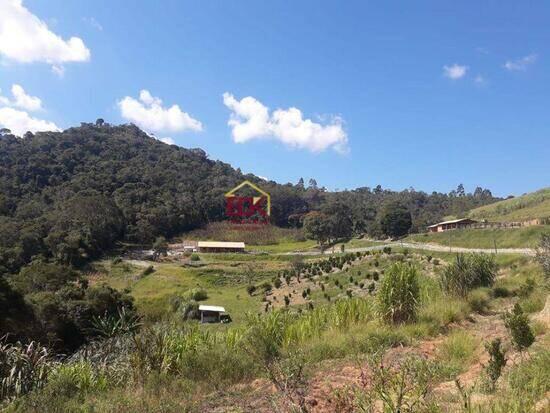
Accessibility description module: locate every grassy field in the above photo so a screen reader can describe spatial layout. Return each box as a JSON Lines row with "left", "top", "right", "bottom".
{"left": 468, "top": 187, "right": 550, "bottom": 222}
{"left": 406, "top": 225, "right": 549, "bottom": 249}
{"left": 91, "top": 257, "right": 285, "bottom": 323}
{"left": 7, "top": 241, "right": 548, "bottom": 412}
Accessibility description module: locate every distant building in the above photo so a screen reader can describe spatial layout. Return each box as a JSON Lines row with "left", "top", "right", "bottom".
{"left": 197, "top": 241, "right": 245, "bottom": 253}
{"left": 198, "top": 305, "right": 229, "bottom": 323}
{"left": 168, "top": 241, "right": 198, "bottom": 253}
{"left": 427, "top": 218, "right": 477, "bottom": 233}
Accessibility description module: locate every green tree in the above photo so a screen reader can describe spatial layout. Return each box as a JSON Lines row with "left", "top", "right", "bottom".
{"left": 503, "top": 304, "right": 535, "bottom": 352}
{"left": 152, "top": 236, "right": 168, "bottom": 260}
{"left": 303, "top": 211, "right": 330, "bottom": 247}
{"left": 378, "top": 202, "right": 412, "bottom": 238}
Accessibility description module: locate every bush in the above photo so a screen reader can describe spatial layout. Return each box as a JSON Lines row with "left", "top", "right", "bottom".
{"left": 140, "top": 265, "right": 155, "bottom": 277}
{"left": 0, "top": 339, "right": 54, "bottom": 402}
{"left": 185, "top": 288, "right": 208, "bottom": 301}
{"left": 492, "top": 286, "right": 512, "bottom": 298}
{"left": 535, "top": 233, "right": 550, "bottom": 278}
{"left": 483, "top": 338, "right": 507, "bottom": 392}
{"left": 467, "top": 288, "right": 490, "bottom": 313}
{"left": 377, "top": 263, "right": 420, "bottom": 324}
{"left": 503, "top": 304, "right": 535, "bottom": 352}
{"left": 246, "top": 285, "right": 256, "bottom": 296}
{"left": 517, "top": 278, "right": 535, "bottom": 298}
{"left": 260, "top": 282, "right": 273, "bottom": 293}
{"left": 190, "top": 254, "right": 200, "bottom": 262}
{"left": 440, "top": 253, "right": 497, "bottom": 297}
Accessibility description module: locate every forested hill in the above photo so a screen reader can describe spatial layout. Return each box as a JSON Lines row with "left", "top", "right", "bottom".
{"left": 0, "top": 121, "right": 499, "bottom": 274}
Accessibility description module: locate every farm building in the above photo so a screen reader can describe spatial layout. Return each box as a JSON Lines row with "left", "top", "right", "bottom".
{"left": 198, "top": 305, "right": 229, "bottom": 323}
{"left": 427, "top": 218, "right": 478, "bottom": 233}
{"left": 168, "top": 241, "right": 198, "bottom": 253}
{"left": 197, "top": 241, "right": 245, "bottom": 253}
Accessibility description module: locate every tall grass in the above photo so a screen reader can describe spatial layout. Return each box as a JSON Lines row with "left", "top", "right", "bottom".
{"left": 377, "top": 262, "right": 420, "bottom": 324}
{"left": 440, "top": 253, "right": 497, "bottom": 297}
{"left": 0, "top": 339, "right": 54, "bottom": 403}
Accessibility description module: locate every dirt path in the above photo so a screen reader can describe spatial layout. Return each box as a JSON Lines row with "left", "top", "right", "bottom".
{"left": 280, "top": 241, "right": 535, "bottom": 257}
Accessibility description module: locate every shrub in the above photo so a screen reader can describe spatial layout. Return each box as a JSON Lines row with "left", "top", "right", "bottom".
{"left": 140, "top": 265, "right": 155, "bottom": 277}
{"left": 517, "top": 278, "right": 535, "bottom": 298}
{"left": 467, "top": 288, "right": 490, "bottom": 313}
{"left": 273, "top": 278, "right": 282, "bottom": 289}
{"left": 185, "top": 288, "right": 208, "bottom": 301}
{"left": 535, "top": 233, "right": 550, "bottom": 278}
{"left": 260, "top": 282, "right": 272, "bottom": 293}
{"left": 0, "top": 339, "right": 54, "bottom": 402}
{"left": 492, "top": 286, "right": 511, "bottom": 298}
{"left": 246, "top": 285, "right": 256, "bottom": 296}
{"left": 440, "top": 253, "right": 497, "bottom": 297}
{"left": 90, "top": 307, "right": 141, "bottom": 338}
{"left": 377, "top": 263, "right": 420, "bottom": 324}
{"left": 190, "top": 254, "right": 200, "bottom": 262}
{"left": 503, "top": 304, "right": 535, "bottom": 352}
{"left": 483, "top": 338, "right": 507, "bottom": 392}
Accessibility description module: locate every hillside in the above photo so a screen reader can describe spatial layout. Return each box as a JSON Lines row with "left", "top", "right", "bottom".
{"left": 468, "top": 187, "right": 550, "bottom": 222}
{"left": 0, "top": 121, "right": 499, "bottom": 275}
{"left": 406, "top": 225, "right": 549, "bottom": 249}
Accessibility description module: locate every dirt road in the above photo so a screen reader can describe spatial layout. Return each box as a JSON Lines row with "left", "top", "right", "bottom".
{"left": 281, "top": 241, "right": 535, "bottom": 256}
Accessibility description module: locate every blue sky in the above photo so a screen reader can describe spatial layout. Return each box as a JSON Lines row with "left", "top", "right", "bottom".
{"left": 0, "top": 0, "right": 549, "bottom": 196}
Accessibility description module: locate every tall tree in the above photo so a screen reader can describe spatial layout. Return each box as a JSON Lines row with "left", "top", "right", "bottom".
{"left": 378, "top": 202, "right": 412, "bottom": 238}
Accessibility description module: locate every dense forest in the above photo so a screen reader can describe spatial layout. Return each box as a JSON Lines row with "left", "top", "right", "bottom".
{"left": 0, "top": 121, "right": 498, "bottom": 274}
{"left": 0, "top": 121, "right": 499, "bottom": 348}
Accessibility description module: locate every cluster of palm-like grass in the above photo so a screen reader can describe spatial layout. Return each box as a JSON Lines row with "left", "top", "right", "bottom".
{"left": 0, "top": 339, "right": 54, "bottom": 402}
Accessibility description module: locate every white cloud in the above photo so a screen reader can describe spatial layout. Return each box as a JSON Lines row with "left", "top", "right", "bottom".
{"left": 443, "top": 64, "right": 468, "bottom": 79}
{"left": 11, "top": 84, "right": 42, "bottom": 111}
{"left": 474, "top": 75, "right": 486, "bottom": 85}
{"left": 0, "top": 84, "right": 43, "bottom": 111}
{"left": 83, "top": 17, "right": 103, "bottom": 31}
{"left": 0, "top": 0, "right": 90, "bottom": 73}
{"left": 118, "top": 90, "right": 203, "bottom": 134}
{"left": 504, "top": 54, "right": 537, "bottom": 71}
{"left": 51, "top": 64, "right": 65, "bottom": 77}
{"left": 223, "top": 93, "right": 348, "bottom": 153}
{"left": 0, "top": 83, "right": 59, "bottom": 136}
{"left": 0, "top": 107, "right": 60, "bottom": 136}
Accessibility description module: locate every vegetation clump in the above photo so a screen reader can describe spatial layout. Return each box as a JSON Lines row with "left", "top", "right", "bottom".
{"left": 483, "top": 338, "right": 507, "bottom": 392}
{"left": 503, "top": 303, "right": 535, "bottom": 352}
{"left": 440, "top": 253, "right": 497, "bottom": 297}
{"left": 376, "top": 262, "right": 420, "bottom": 324}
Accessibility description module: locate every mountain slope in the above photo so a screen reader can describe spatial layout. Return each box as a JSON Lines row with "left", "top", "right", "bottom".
{"left": 0, "top": 122, "right": 499, "bottom": 274}
{"left": 468, "top": 187, "right": 550, "bottom": 222}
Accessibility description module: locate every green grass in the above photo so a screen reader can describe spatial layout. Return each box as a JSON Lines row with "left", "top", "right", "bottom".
{"left": 93, "top": 261, "right": 270, "bottom": 323}
{"left": 436, "top": 330, "right": 479, "bottom": 378}
{"left": 468, "top": 187, "right": 550, "bottom": 222}
{"left": 406, "top": 225, "right": 549, "bottom": 249}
